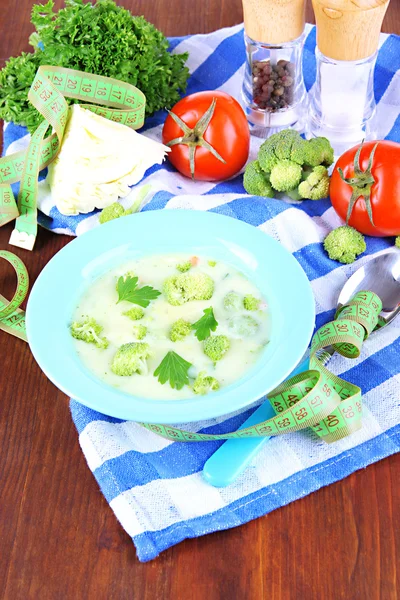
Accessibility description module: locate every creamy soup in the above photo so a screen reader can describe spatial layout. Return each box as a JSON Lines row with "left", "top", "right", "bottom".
{"left": 72, "top": 254, "right": 270, "bottom": 400}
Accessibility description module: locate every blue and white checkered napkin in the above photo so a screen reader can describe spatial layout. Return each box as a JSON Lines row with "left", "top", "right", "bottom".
{"left": 4, "top": 24, "right": 400, "bottom": 562}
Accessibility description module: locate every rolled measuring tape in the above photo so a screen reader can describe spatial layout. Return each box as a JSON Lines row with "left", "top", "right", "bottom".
{"left": 140, "top": 290, "right": 383, "bottom": 444}
{"left": 0, "top": 65, "right": 146, "bottom": 250}
{"left": 0, "top": 250, "right": 28, "bottom": 341}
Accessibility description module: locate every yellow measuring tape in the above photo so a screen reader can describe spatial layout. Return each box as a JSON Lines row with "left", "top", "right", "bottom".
{"left": 0, "top": 250, "right": 28, "bottom": 341}
{"left": 0, "top": 65, "right": 146, "bottom": 250}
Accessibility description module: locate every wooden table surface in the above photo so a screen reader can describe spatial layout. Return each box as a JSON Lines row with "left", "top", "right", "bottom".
{"left": 1, "top": 1, "right": 399, "bottom": 599}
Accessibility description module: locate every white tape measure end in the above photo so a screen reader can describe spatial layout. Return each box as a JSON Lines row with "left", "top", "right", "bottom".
{"left": 9, "top": 229, "right": 36, "bottom": 251}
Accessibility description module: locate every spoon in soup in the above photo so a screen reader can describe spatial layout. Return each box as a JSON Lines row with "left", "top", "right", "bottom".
{"left": 203, "top": 250, "right": 400, "bottom": 487}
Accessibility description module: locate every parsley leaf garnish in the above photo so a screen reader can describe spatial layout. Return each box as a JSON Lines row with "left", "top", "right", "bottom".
{"left": 154, "top": 351, "right": 192, "bottom": 390}
{"left": 191, "top": 307, "right": 218, "bottom": 341}
{"left": 116, "top": 274, "right": 161, "bottom": 308}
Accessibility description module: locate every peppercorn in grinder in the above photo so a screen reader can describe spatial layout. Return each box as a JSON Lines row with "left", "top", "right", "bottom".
{"left": 309, "top": 0, "right": 391, "bottom": 155}
{"left": 241, "top": 0, "right": 308, "bottom": 136}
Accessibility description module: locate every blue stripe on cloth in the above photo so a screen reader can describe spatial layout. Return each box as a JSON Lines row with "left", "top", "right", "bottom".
{"left": 315, "top": 308, "right": 336, "bottom": 331}
{"left": 139, "top": 110, "right": 167, "bottom": 133}
{"left": 204, "top": 174, "right": 247, "bottom": 195}
{"left": 46, "top": 205, "right": 98, "bottom": 234}
{"left": 132, "top": 422, "right": 400, "bottom": 561}
{"left": 340, "top": 337, "right": 400, "bottom": 391}
{"left": 70, "top": 400, "right": 124, "bottom": 433}
{"left": 185, "top": 28, "right": 245, "bottom": 96}
{"left": 386, "top": 112, "right": 400, "bottom": 142}
{"left": 210, "top": 195, "right": 289, "bottom": 225}
{"left": 374, "top": 35, "right": 400, "bottom": 104}
{"left": 303, "top": 27, "right": 317, "bottom": 92}
{"left": 141, "top": 190, "right": 175, "bottom": 211}
{"left": 3, "top": 122, "right": 29, "bottom": 148}
{"left": 168, "top": 35, "right": 189, "bottom": 52}
{"left": 92, "top": 406, "right": 260, "bottom": 500}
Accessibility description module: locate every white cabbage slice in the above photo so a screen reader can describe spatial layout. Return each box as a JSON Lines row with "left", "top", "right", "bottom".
{"left": 47, "top": 105, "right": 170, "bottom": 215}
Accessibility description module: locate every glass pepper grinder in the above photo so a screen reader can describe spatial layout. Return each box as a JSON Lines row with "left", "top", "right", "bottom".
{"left": 241, "top": 0, "right": 308, "bottom": 137}
{"left": 309, "top": 0, "right": 391, "bottom": 156}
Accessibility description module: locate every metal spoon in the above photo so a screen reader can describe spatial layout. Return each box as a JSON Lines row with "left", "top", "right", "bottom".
{"left": 203, "top": 250, "right": 400, "bottom": 487}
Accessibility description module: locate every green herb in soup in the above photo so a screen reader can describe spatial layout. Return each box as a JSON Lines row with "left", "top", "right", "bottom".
{"left": 70, "top": 254, "right": 270, "bottom": 400}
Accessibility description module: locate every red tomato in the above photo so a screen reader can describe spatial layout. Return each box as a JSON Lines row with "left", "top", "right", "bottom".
{"left": 330, "top": 140, "right": 400, "bottom": 237}
{"left": 162, "top": 91, "right": 250, "bottom": 182}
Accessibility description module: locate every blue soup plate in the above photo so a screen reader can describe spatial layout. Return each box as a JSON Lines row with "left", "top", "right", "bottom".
{"left": 26, "top": 209, "right": 315, "bottom": 423}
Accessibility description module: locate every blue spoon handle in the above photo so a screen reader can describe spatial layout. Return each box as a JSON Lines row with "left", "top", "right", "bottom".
{"left": 202, "top": 356, "right": 310, "bottom": 487}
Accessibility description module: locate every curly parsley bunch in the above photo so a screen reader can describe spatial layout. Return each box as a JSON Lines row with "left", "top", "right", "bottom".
{"left": 0, "top": 0, "right": 189, "bottom": 132}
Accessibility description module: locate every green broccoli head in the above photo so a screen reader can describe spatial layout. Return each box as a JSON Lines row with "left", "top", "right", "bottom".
{"left": 208, "top": 260, "right": 217, "bottom": 267}
{"left": 324, "top": 226, "right": 366, "bottom": 264}
{"left": 303, "top": 137, "right": 334, "bottom": 168}
{"left": 258, "top": 130, "right": 307, "bottom": 173}
{"left": 70, "top": 317, "right": 109, "bottom": 349}
{"left": 298, "top": 166, "right": 330, "bottom": 200}
{"left": 123, "top": 307, "right": 145, "bottom": 321}
{"left": 192, "top": 371, "right": 220, "bottom": 395}
{"left": 163, "top": 272, "right": 214, "bottom": 306}
{"left": 176, "top": 260, "right": 191, "bottom": 273}
{"left": 169, "top": 318, "right": 192, "bottom": 342}
{"left": 223, "top": 291, "right": 242, "bottom": 312}
{"left": 243, "top": 294, "right": 260, "bottom": 311}
{"left": 99, "top": 202, "right": 126, "bottom": 224}
{"left": 243, "top": 160, "right": 274, "bottom": 197}
{"left": 228, "top": 315, "right": 259, "bottom": 337}
{"left": 111, "top": 342, "right": 152, "bottom": 376}
{"left": 203, "top": 335, "right": 230, "bottom": 362}
{"left": 270, "top": 159, "right": 302, "bottom": 192}
{"left": 133, "top": 324, "right": 147, "bottom": 340}
{"left": 395, "top": 236, "right": 400, "bottom": 249}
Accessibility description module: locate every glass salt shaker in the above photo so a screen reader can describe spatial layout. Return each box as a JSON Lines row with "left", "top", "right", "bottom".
{"left": 241, "top": 0, "right": 308, "bottom": 136}
{"left": 309, "top": 0, "right": 391, "bottom": 156}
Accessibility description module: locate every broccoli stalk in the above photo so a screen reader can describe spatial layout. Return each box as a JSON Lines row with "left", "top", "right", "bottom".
{"left": 70, "top": 317, "right": 109, "bottom": 349}
{"left": 111, "top": 342, "right": 151, "bottom": 376}
{"left": 163, "top": 272, "right": 214, "bottom": 306}
{"left": 192, "top": 371, "right": 220, "bottom": 395}
{"left": 324, "top": 226, "right": 366, "bottom": 264}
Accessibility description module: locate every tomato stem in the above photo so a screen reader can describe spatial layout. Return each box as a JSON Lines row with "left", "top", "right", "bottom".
{"left": 166, "top": 99, "right": 227, "bottom": 180}
{"left": 338, "top": 141, "right": 379, "bottom": 226}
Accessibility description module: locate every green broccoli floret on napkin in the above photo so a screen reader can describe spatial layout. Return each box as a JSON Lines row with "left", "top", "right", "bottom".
{"left": 324, "top": 226, "right": 366, "bottom": 264}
